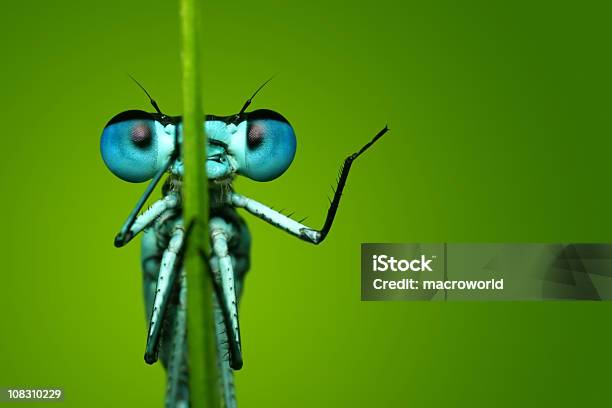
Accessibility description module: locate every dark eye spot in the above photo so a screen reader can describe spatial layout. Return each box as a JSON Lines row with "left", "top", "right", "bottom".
{"left": 247, "top": 124, "right": 264, "bottom": 149}
{"left": 131, "top": 122, "right": 152, "bottom": 147}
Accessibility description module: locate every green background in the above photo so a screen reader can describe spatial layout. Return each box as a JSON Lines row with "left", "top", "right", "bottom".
{"left": 1, "top": 0, "right": 611, "bottom": 406}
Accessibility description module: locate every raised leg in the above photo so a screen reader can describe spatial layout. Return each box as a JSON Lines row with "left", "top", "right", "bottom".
{"left": 231, "top": 125, "right": 389, "bottom": 244}
{"left": 145, "top": 222, "right": 185, "bottom": 364}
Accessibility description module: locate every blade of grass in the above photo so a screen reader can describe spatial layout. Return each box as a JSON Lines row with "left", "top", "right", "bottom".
{"left": 180, "top": 0, "right": 220, "bottom": 406}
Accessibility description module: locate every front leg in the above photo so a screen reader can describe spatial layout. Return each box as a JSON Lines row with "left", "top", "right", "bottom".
{"left": 232, "top": 126, "right": 389, "bottom": 244}
{"left": 115, "top": 191, "right": 180, "bottom": 247}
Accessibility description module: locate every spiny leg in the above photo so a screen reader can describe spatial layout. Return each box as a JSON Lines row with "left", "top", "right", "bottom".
{"left": 210, "top": 256, "right": 238, "bottom": 408}
{"left": 141, "top": 220, "right": 188, "bottom": 407}
{"left": 145, "top": 222, "right": 185, "bottom": 364}
{"left": 210, "top": 217, "right": 243, "bottom": 370}
{"left": 231, "top": 126, "right": 389, "bottom": 244}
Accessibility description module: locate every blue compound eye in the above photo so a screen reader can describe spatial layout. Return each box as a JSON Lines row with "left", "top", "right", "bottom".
{"left": 240, "top": 109, "right": 297, "bottom": 181}
{"left": 100, "top": 110, "right": 160, "bottom": 182}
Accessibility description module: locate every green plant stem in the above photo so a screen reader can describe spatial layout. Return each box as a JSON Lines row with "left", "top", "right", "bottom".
{"left": 180, "top": 0, "right": 220, "bottom": 406}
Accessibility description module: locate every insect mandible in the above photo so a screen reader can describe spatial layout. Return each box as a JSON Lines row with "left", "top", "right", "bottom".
{"left": 100, "top": 77, "right": 389, "bottom": 407}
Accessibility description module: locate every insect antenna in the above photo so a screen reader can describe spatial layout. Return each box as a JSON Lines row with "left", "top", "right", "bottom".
{"left": 128, "top": 74, "right": 165, "bottom": 116}
{"left": 237, "top": 75, "right": 276, "bottom": 117}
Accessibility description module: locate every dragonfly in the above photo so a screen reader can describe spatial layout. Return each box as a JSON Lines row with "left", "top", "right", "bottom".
{"left": 100, "top": 78, "right": 389, "bottom": 408}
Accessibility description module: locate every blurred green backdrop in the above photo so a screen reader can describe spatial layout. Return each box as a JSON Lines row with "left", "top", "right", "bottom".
{"left": 1, "top": 0, "right": 611, "bottom": 406}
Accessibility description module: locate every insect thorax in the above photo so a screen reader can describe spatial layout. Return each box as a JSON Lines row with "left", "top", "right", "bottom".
{"left": 162, "top": 174, "right": 233, "bottom": 212}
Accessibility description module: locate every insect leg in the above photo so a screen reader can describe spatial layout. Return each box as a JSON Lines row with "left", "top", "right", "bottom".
{"left": 209, "top": 256, "right": 238, "bottom": 408}
{"left": 145, "top": 222, "right": 185, "bottom": 364}
{"left": 165, "top": 271, "right": 189, "bottom": 408}
{"left": 209, "top": 217, "right": 243, "bottom": 370}
{"left": 141, "top": 227, "right": 164, "bottom": 334}
{"left": 114, "top": 154, "right": 178, "bottom": 247}
{"left": 231, "top": 123, "right": 389, "bottom": 244}
{"left": 115, "top": 192, "right": 180, "bottom": 247}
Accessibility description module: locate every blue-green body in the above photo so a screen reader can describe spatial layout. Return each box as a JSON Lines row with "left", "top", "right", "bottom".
{"left": 100, "top": 85, "right": 388, "bottom": 407}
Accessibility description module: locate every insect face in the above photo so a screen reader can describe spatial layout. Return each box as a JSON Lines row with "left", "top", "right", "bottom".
{"left": 203, "top": 109, "right": 297, "bottom": 183}
{"left": 203, "top": 120, "right": 239, "bottom": 182}
{"left": 100, "top": 110, "right": 176, "bottom": 182}
{"left": 101, "top": 108, "right": 296, "bottom": 184}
